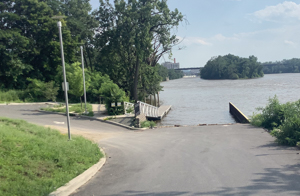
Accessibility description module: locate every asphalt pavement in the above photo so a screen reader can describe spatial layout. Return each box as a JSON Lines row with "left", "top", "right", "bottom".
{"left": 1, "top": 104, "right": 300, "bottom": 196}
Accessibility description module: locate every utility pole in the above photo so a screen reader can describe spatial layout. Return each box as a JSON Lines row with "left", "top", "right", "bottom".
{"left": 80, "top": 46, "right": 87, "bottom": 114}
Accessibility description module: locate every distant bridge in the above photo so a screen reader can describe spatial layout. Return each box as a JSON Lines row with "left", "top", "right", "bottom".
{"left": 174, "top": 67, "right": 203, "bottom": 71}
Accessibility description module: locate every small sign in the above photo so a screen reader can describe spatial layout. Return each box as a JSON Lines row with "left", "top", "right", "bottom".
{"left": 134, "top": 103, "right": 140, "bottom": 116}
{"left": 111, "top": 103, "right": 116, "bottom": 107}
{"left": 117, "top": 102, "right": 122, "bottom": 106}
{"left": 62, "top": 82, "right": 69, "bottom": 91}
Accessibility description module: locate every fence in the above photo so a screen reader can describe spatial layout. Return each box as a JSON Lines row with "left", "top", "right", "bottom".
{"left": 137, "top": 101, "right": 159, "bottom": 118}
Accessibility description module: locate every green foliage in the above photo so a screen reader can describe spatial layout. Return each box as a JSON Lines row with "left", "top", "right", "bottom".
{"left": 0, "top": 117, "right": 102, "bottom": 196}
{"left": 168, "top": 69, "right": 184, "bottom": 80}
{"left": 95, "top": 0, "right": 183, "bottom": 101}
{"left": 157, "top": 64, "right": 169, "bottom": 81}
{"left": 201, "top": 54, "right": 264, "bottom": 80}
{"left": 0, "top": 0, "right": 77, "bottom": 89}
{"left": 41, "top": 103, "right": 93, "bottom": 116}
{"left": 27, "top": 78, "right": 59, "bottom": 102}
{"left": 0, "top": 90, "right": 24, "bottom": 103}
{"left": 99, "top": 82, "right": 127, "bottom": 115}
{"left": 141, "top": 120, "right": 156, "bottom": 128}
{"left": 263, "top": 58, "right": 300, "bottom": 74}
{"left": 87, "top": 72, "right": 111, "bottom": 103}
{"left": 251, "top": 96, "right": 300, "bottom": 146}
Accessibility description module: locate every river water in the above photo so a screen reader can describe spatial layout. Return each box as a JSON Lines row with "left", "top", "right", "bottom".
{"left": 159, "top": 73, "right": 300, "bottom": 125}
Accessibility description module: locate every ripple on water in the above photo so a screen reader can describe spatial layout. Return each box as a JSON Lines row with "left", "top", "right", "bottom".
{"left": 158, "top": 74, "right": 300, "bottom": 126}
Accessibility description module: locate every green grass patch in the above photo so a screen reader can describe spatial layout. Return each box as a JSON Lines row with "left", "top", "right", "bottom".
{"left": 103, "top": 116, "right": 115, "bottom": 121}
{"left": 0, "top": 117, "right": 102, "bottom": 196}
{"left": 141, "top": 120, "right": 156, "bottom": 128}
{"left": 41, "top": 103, "right": 94, "bottom": 116}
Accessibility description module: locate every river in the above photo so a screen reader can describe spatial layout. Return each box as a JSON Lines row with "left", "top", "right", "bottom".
{"left": 159, "top": 73, "right": 300, "bottom": 125}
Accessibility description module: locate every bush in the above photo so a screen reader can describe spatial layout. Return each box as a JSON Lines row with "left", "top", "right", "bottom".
{"left": 0, "top": 90, "right": 24, "bottom": 103}
{"left": 27, "top": 79, "right": 59, "bottom": 102}
{"left": 251, "top": 96, "right": 300, "bottom": 146}
{"left": 141, "top": 120, "right": 156, "bottom": 128}
{"left": 99, "top": 82, "right": 127, "bottom": 115}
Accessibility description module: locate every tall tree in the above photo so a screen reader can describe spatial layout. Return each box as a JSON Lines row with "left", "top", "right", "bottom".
{"left": 0, "top": 0, "right": 76, "bottom": 89}
{"left": 94, "top": 0, "right": 183, "bottom": 102}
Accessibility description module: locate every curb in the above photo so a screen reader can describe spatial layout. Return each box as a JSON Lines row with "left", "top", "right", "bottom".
{"left": 0, "top": 102, "right": 58, "bottom": 106}
{"left": 37, "top": 110, "right": 144, "bottom": 131}
{"left": 49, "top": 148, "right": 106, "bottom": 196}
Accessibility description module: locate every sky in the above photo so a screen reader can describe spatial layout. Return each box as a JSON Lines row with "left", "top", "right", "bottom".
{"left": 89, "top": 0, "right": 300, "bottom": 68}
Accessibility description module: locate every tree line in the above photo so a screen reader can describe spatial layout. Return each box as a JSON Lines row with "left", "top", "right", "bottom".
{"left": 262, "top": 58, "right": 300, "bottom": 74}
{"left": 0, "top": 0, "right": 184, "bottom": 106}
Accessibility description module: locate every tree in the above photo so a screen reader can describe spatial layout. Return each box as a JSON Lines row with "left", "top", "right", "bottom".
{"left": 201, "top": 54, "right": 264, "bottom": 80}
{"left": 94, "top": 0, "right": 183, "bottom": 102}
{"left": 56, "top": 62, "right": 90, "bottom": 106}
{"left": 0, "top": 0, "right": 77, "bottom": 89}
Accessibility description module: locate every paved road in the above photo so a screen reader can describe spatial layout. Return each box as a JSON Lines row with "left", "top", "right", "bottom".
{"left": 1, "top": 104, "right": 300, "bottom": 195}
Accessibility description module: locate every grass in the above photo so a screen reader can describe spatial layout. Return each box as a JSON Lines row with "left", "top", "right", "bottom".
{"left": 103, "top": 116, "right": 115, "bottom": 121}
{"left": 141, "top": 120, "right": 156, "bottom": 128}
{"left": 41, "top": 103, "right": 94, "bottom": 116}
{"left": 0, "top": 117, "right": 102, "bottom": 196}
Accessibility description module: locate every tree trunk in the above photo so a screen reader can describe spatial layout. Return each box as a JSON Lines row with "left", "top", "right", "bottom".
{"left": 154, "top": 93, "right": 157, "bottom": 107}
{"left": 150, "top": 94, "right": 152, "bottom": 105}
{"left": 157, "top": 92, "right": 160, "bottom": 107}
{"left": 133, "top": 55, "right": 140, "bottom": 103}
{"left": 80, "top": 96, "right": 82, "bottom": 109}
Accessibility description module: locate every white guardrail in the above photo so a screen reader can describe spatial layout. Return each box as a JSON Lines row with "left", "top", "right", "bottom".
{"left": 124, "top": 101, "right": 159, "bottom": 117}
{"left": 138, "top": 101, "right": 159, "bottom": 118}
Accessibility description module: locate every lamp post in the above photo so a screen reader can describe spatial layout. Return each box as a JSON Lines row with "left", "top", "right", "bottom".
{"left": 80, "top": 46, "right": 87, "bottom": 114}
{"left": 57, "top": 20, "right": 71, "bottom": 140}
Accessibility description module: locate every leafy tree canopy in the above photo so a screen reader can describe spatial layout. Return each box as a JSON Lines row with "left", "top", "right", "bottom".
{"left": 200, "top": 54, "right": 264, "bottom": 80}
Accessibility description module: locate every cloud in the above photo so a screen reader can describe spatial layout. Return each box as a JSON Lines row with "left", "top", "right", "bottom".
{"left": 250, "top": 1, "right": 300, "bottom": 22}
{"left": 212, "top": 34, "right": 239, "bottom": 41}
{"left": 177, "top": 36, "right": 212, "bottom": 46}
{"left": 284, "top": 40, "right": 296, "bottom": 46}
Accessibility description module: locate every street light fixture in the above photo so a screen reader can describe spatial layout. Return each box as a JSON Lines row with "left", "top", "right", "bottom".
{"left": 52, "top": 16, "right": 71, "bottom": 140}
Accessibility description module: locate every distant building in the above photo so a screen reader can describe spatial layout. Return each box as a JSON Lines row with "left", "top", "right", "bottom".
{"left": 162, "top": 60, "right": 180, "bottom": 69}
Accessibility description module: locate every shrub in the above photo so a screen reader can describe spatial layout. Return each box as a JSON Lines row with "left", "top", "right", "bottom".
{"left": 141, "top": 120, "right": 156, "bottom": 128}
{"left": 0, "top": 90, "right": 24, "bottom": 103}
{"left": 251, "top": 96, "right": 300, "bottom": 146}
{"left": 99, "top": 82, "right": 127, "bottom": 115}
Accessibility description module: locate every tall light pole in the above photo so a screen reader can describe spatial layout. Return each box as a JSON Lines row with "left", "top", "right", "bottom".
{"left": 57, "top": 20, "right": 71, "bottom": 140}
{"left": 80, "top": 46, "right": 87, "bottom": 114}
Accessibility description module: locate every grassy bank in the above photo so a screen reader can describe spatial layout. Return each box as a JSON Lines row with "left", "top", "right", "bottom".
{"left": 0, "top": 117, "right": 102, "bottom": 196}
{"left": 41, "top": 103, "right": 94, "bottom": 116}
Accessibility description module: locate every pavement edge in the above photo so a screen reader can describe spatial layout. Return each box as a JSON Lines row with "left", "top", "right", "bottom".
{"left": 49, "top": 147, "right": 106, "bottom": 196}
{"left": 37, "top": 110, "right": 145, "bottom": 131}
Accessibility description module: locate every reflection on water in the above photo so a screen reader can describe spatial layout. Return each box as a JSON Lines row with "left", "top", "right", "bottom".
{"left": 159, "top": 73, "right": 300, "bottom": 126}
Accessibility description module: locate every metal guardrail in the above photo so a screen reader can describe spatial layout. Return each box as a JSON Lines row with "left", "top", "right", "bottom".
{"left": 138, "top": 101, "right": 159, "bottom": 118}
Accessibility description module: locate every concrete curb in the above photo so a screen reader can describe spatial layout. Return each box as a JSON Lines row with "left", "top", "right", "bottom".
{"left": 49, "top": 148, "right": 106, "bottom": 196}
{"left": 0, "top": 102, "right": 57, "bottom": 106}
{"left": 37, "top": 110, "right": 144, "bottom": 131}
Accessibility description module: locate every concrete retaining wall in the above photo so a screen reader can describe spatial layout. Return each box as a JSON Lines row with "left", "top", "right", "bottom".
{"left": 229, "top": 102, "right": 250, "bottom": 123}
